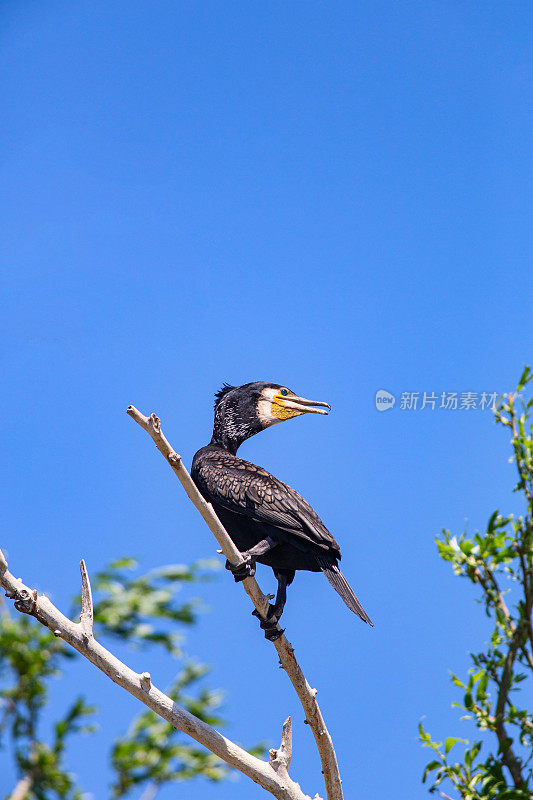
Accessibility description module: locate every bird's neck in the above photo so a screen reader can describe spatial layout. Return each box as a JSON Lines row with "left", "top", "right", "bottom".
{"left": 210, "top": 409, "right": 262, "bottom": 455}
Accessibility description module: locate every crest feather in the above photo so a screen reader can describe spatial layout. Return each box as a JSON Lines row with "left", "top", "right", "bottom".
{"left": 214, "top": 383, "right": 236, "bottom": 408}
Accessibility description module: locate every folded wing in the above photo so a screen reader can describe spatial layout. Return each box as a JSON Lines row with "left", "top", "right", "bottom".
{"left": 193, "top": 451, "right": 340, "bottom": 556}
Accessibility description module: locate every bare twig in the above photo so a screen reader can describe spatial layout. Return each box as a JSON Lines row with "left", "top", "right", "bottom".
{"left": 269, "top": 717, "right": 293, "bottom": 786}
{"left": 126, "top": 405, "right": 344, "bottom": 800}
{"left": 137, "top": 782, "right": 159, "bottom": 800}
{"left": 79, "top": 559, "right": 93, "bottom": 638}
{"left": 140, "top": 671, "right": 152, "bottom": 692}
{"left": 7, "top": 776, "right": 32, "bottom": 800}
{"left": 0, "top": 548, "right": 314, "bottom": 800}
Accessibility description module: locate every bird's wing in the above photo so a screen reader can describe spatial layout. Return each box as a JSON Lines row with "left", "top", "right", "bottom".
{"left": 193, "top": 452, "right": 340, "bottom": 553}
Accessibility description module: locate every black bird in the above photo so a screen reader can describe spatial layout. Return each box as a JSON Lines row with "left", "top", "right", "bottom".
{"left": 191, "top": 382, "right": 372, "bottom": 639}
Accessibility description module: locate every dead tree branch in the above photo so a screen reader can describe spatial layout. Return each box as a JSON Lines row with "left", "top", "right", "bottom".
{"left": 6, "top": 776, "right": 32, "bottom": 800}
{"left": 126, "top": 405, "right": 343, "bottom": 800}
{"left": 0, "top": 548, "right": 315, "bottom": 800}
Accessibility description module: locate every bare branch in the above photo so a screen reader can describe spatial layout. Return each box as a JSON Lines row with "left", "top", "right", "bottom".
{"left": 0, "top": 548, "right": 315, "bottom": 800}
{"left": 140, "top": 671, "right": 152, "bottom": 692}
{"left": 7, "top": 776, "right": 32, "bottom": 800}
{"left": 281, "top": 716, "right": 293, "bottom": 763}
{"left": 269, "top": 717, "right": 293, "bottom": 785}
{"left": 138, "top": 783, "right": 159, "bottom": 800}
{"left": 79, "top": 559, "right": 94, "bottom": 638}
{"left": 280, "top": 717, "right": 293, "bottom": 769}
{"left": 127, "top": 405, "right": 344, "bottom": 800}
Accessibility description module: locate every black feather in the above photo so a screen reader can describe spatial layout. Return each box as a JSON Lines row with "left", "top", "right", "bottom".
{"left": 316, "top": 556, "right": 373, "bottom": 625}
{"left": 214, "top": 383, "right": 236, "bottom": 408}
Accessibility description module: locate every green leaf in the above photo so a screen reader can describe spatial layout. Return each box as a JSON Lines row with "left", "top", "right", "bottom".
{"left": 109, "top": 557, "right": 138, "bottom": 570}
{"left": 422, "top": 760, "right": 443, "bottom": 782}
{"left": 487, "top": 510, "right": 499, "bottom": 533}
{"left": 450, "top": 673, "right": 466, "bottom": 689}
{"left": 420, "top": 370, "right": 533, "bottom": 800}
{"left": 475, "top": 672, "right": 489, "bottom": 700}
{"left": 517, "top": 365, "right": 532, "bottom": 392}
{"left": 444, "top": 736, "right": 467, "bottom": 754}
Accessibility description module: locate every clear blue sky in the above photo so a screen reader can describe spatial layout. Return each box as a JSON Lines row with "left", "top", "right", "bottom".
{"left": 1, "top": 2, "right": 532, "bottom": 799}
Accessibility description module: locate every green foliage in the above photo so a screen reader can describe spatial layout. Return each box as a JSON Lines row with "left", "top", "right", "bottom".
{"left": 0, "top": 556, "right": 259, "bottom": 799}
{"left": 0, "top": 609, "right": 92, "bottom": 800}
{"left": 73, "top": 557, "right": 218, "bottom": 655}
{"left": 421, "top": 367, "right": 533, "bottom": 799}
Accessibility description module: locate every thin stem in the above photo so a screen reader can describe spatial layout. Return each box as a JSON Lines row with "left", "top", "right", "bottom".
{"left": 494, "top": 626, "right": 525, "bottom": 788}
{"left": 509, "top": 396, "right": 533, "bottom": 508}
{"left": 519, "top": 547, "right": 533, "bottom": 663}
{"left": 138, "top": 782, "right": 159, "bottom": 800}
{"left": 475, "top": 565, "right": 533, "bottom": 671}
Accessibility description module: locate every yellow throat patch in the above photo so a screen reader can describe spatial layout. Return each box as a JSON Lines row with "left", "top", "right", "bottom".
{"left": 270, "top": 392, "right": 303, "bottom": 420}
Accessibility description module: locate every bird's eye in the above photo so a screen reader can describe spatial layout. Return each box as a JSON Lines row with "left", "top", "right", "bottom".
{"left": 280, "top": 388, "right": 289, "bottom": 396}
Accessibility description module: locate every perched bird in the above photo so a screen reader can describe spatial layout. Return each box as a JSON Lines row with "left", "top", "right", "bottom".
{"left": 191, "top": 382, "right": 372, "bottom": 639}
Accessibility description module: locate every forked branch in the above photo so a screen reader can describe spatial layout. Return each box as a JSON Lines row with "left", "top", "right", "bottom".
{"left": 0, "top": 548, "right": 314, "bottom": 800}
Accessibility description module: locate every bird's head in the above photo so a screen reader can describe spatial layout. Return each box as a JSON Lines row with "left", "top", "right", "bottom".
{"left": 211, "top": 381, "right": 330, "bottom": 453}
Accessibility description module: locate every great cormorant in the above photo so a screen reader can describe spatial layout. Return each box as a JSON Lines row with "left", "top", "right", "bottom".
{"left": 191, "top": 382, "right": 372, "bottom": 639}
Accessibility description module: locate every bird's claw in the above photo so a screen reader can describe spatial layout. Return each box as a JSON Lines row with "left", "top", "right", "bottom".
{"left": 267, "top": 602, "right": 283, "bottom": 621}
{"left": 225, "top": 554, "right": 255, "bottom": 582}
{"left": 252, "top": 608, "right": 285, "bottom": 641}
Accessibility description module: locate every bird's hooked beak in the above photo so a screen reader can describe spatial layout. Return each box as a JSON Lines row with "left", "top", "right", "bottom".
{"left": 277, "top": 392, "right": 331, "bottom": 415}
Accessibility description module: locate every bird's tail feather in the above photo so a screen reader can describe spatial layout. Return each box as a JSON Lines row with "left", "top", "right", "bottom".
{"left": 316, "top": 558, "right": 373, "bottom": 626}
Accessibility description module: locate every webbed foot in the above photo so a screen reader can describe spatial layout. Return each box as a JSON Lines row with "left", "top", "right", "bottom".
{"left": 252, "top": 607, "right": 285, "bottom": 641}
{"left": 225, "top": 554, "right": 255, "bottom": 582}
